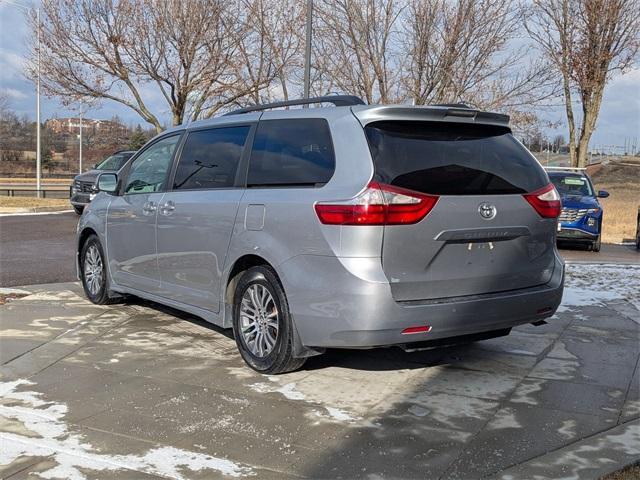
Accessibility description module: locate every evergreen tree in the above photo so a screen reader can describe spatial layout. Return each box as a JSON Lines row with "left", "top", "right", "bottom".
{"left": 128, "top": 125, "right": 148, "bottom": 150}
{"left": 40, "top": 129, "right": 55, "bottom": 173}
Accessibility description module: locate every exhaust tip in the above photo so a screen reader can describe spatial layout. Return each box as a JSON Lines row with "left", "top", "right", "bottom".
{"left": 531, "top": 320, "right": 548, "bottom": 326}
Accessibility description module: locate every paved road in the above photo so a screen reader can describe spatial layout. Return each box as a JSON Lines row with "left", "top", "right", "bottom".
{"left": 0, "top": 212, "right": 638, "bottom": 287}
{"left": 0, "top": 212, "right": 78, "bottom": 287}
{"left": 560, "top": 242, "right": 640, "bottom": 264}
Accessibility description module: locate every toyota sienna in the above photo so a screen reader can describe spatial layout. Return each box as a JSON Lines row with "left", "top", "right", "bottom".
{"left": 77, "top": 96, "right": 564, "bottom": 373}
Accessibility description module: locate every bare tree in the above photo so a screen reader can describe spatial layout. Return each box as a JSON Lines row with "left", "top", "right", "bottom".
{"left": 314, "top": 0, "right": 402, "bottom": 103}
{"left": 29, "top": 0, "right": 283, "bottom": 132}
{"left": 242, "top": 0, "right": 305, "bottom": 104}
{"left": 402, "top": 0, "right": 555, "bottom": 115}
{"left": 311, "top": 0, "right": 553, "bottom": 129}
{"left": 552, "top": 134, "right": 566, "bottom": 152}
{"left": 211, "top": 0, "right": 304, "bottom": 111}
{"left": 127, "top": 0, "right": 241, "bottom": 126}
{"left": 527, "top": 0, "right": 640, "bottom": 167}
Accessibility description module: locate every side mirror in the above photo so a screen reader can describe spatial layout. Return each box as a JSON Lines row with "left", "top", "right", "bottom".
{"left": 95, "top": 172, "right": 118, "bottom": 194}
{"left": 597, "top": 190, "right": 609, "bottom": 198}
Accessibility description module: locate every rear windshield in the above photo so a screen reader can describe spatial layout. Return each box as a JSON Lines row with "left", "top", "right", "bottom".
{"left": 365, "top": 121, "right": 548, "bottom": 195}
{"left": 549, "top": 174, "right": 593, "bottom": 197}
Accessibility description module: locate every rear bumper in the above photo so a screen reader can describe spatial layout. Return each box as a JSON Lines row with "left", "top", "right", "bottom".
{"left": 279, "top": 253, "right": 564, "bottom": 348}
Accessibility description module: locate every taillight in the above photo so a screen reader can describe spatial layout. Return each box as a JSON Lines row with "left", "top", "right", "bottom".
{"left": 315, "top": 182, "right": 439, "bottom": 225}
{"left": 523, "top": 184, "right": 561, "bottom": 218}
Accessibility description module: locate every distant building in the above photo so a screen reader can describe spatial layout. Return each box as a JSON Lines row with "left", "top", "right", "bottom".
{"left": 46, "top": 117, "right": 127, "bottom": 137}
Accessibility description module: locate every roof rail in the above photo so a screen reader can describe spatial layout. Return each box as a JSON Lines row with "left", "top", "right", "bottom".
{"left": 544, "top": 166, "right": 587, "bottom": 172}
{"left": 224, "top": 95, "right": 366, "bottom": 116}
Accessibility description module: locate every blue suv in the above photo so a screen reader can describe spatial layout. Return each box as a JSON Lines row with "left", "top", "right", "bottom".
{"left": 546, "top": 168, "right": 609, "bottom": 252}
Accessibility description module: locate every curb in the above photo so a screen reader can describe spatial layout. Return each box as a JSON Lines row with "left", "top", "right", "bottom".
{"left": 0, "top": 287, "right": 32, "bottom": 295}
{"left": 0, "top": 207, "right": 73, "bottom": 215}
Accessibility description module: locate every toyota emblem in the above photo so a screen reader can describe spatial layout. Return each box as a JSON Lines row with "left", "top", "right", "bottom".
{"left": 478, "top": 203, "right": 497, "bottom": 220}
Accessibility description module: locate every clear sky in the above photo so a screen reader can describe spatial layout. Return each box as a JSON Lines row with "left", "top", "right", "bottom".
{"left": 1, "top": 2, "right": 638, "bottom": 147}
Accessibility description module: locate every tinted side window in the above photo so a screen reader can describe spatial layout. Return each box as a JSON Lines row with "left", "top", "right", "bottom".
{"left": 124, "top": 135, "right": 180, "bottom": 195}
{"left": 173, "top": 126, "right": 250, "bottom": 190}
{"left": 365, "top": 121, "right": 548, "bottom": 195}
{"left": 248, "top": 119, "right": 335, "bottom": 187}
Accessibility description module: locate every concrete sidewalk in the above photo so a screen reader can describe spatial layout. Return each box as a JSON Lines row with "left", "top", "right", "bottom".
{"left": 1, "top": 264, "right": 639, "bottom": 479}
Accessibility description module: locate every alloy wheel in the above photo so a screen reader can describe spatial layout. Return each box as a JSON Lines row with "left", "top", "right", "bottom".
{"left": 84, "top": 244, "right": 103, "bottom": 295}
{"left": 239, "top": 284, "right": 279, "bottom": 358}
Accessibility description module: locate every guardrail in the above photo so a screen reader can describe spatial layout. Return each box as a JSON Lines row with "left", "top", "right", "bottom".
{"left": 0, "top": 188, "right": 69, "bottom": 199}
{"left": 0, "top": 173, "right": 77, "bottom": 179}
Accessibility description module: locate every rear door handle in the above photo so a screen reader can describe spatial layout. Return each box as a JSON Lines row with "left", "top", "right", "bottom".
{"left": 159, "top": 200, "right": 175, "bottom": 216}
{"left": 142, "top": 201, "right": 157, "bottom": 215}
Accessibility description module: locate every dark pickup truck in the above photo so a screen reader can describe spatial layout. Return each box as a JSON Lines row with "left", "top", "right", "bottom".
{"left": 70, "top": 150, "right": 135, "bottom": 214}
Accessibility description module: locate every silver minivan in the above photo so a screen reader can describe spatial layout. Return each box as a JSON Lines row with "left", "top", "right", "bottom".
{"left": 77, "top": 96, "right": 564, "bottom": 373}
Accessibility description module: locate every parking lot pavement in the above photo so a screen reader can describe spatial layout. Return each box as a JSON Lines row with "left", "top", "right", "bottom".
{"left": 0, "top": 212, "right": 78, "bottom": 287}
{"left": 560, "top": 242, "right": 640, "bottom": 265}
{"left": 1, "top": 264, "right": 639, "bottom": 480}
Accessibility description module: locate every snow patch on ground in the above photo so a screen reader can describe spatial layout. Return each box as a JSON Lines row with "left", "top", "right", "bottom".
{"left": 251, "top": 380, "right": 367, "bottom": 424}
{"left": 561, "top": 263, "right": 640, "bottom": 311}
{"left": 308, "top": 408, "right": 363, "bottom": 426}
{"left": 323, "top": 407, "right": 357, "bottom": 422}
{"left": 249, "top": 381, "right": 306, "bottom": 400}
{"left": 275, "top": 383, "right": 306, "bottom": 400}
{"left": 0, "top": 380, "right": 253, "bottom": 479}
{"left": 487, "top": 407, "right": 523, "bottom": 430}
{"left": 557, "top": 419, "right": 577, "bottom": 439}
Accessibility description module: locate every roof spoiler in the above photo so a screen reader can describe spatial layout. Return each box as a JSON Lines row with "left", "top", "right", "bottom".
{"left": 351, "top": 105, "right": 510, "bottom": 128}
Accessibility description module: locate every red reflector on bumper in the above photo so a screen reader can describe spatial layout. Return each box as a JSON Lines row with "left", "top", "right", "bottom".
{"left": 401, "top": 326, "right": 432, "bottom": 335}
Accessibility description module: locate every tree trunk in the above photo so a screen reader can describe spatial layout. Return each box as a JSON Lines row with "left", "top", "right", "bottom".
{"left": 576, "top": 85, "right": 605, "bottom": 168}
{"left": 562, "top": 76, "right": 578, "bottom": 167}
{"left": 172, "top": 112, "right": 182, "bottom": 128}
{"left": 575, "top": 134, "right": 590, "bottom": 168}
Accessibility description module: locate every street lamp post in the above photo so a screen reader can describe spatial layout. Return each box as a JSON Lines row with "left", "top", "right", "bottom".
{"left": 36, "top": 5, "right": 41, "bottom": 196}
{"left": 1, "top": 0, "right": 41, "bottom": 196}
{"left": 78, "top": 112, "right": 82, "bottom": 173}
{"left": 303, "top": 0, "right": 312, "bottom": 102}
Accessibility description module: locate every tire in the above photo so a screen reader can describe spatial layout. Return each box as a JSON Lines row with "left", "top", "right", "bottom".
{"left": 592, "top": 235, "right": 601, "bottom": 252}
{"left": 232, "top": 266, "right": 306, "bottom": 374}
{"left": 74, "top": 206, "right": 84, "bottom": 215}
{"left": 80, "top": 234, "right": 117, "bottom": 305}
{"left": 636, "top": 217, "right": 640, "bottom": 250}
